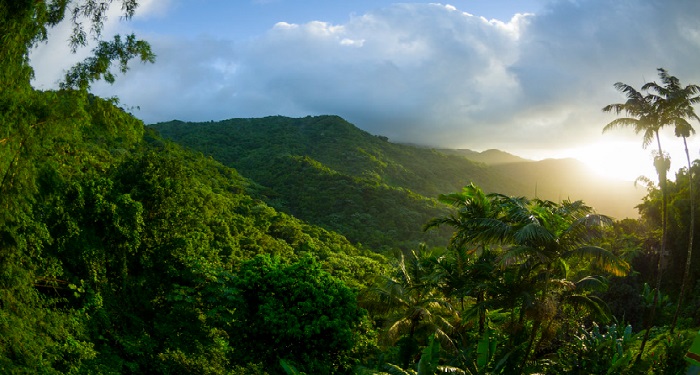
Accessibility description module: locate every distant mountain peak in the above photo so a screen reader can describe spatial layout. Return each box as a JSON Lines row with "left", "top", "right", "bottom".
{"left": 438, "top": 148, "right": 531, "bottom": 165}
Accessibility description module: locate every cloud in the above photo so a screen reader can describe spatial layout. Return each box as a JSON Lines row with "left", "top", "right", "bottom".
{"left": 30, "top": 0, "right": 172, "bottom": 89}
{"left": 32, "top": 0, "right": 700, "bottom": 159}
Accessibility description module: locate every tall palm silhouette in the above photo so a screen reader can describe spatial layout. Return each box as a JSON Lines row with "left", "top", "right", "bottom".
{"left": 644, "top": 68, "right": 700, "bottom": 332}
{"left": 602, "top": 74, "right": 671, "bottom": 357}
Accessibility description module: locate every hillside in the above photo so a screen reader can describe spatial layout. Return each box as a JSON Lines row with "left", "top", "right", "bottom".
{"left": 1, "top": 91, "right": 389, "bottom": 373}
{"left": 151, "top": 116, "right": 472, "bottom": 250}
{"left": 438, "top": 148, "right": 530, "bottom": 165}
{"left": 151, "top": 116, "right": 517, "bottom": 197}
{"left": 151, "top": 116, "right": 645, "bottom": 251}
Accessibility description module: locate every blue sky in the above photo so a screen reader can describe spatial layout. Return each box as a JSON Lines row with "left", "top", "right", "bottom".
{"left": 30, "top": 0, "right": 700, "bottom": 181}
{"left": 132, "top": 1, "right": 544, "bottom": 38}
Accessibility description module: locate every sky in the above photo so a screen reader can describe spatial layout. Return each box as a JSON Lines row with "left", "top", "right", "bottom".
{"left": 30, "top": 0, "right": 700, "bottom": 182}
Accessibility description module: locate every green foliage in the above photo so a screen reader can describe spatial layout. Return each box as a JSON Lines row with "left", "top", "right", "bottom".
{"left": 360, "top": 246, "right": 458, "bottom": 364}
{"left": 554, "top": 323, "right": 635, "bottom": 374}
{"left": 152, "top": 116, "right": 466, "bottom": 250}
{"left": 62, "top": 33, "right": 155, "bottom": 90}
{"left": 644, "top": 329, "right": 697, "bottom": 374}
{"left": 3, "top": 12, "right": 699, "bottom": 374}
{"left": 476, "top": 326, "right": 498, "bottom": 370}
{"left": 0, "top": 74, "right": 385, "bottom": 374}
{"left": 229, "top": 254, "right": 370, "bottom": 374}
{"left": 362, "top": 186, "right": 635, "bottom": 374}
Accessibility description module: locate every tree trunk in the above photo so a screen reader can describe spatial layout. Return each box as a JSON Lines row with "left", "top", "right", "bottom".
{"left": 519, "top": 320, "right": 541, "bottom": 374}
{"left": 638, "top": 146, "right": 669, "bottom": 360}
{"left": 671, "top": 137, "right": 695, "bottom": 333}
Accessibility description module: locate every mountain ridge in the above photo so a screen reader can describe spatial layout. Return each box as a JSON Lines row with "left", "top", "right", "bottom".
{"left": 151, "top": 115, "right": 645, "bottom": 246}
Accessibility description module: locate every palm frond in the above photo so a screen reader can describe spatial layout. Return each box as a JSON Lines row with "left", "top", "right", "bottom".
{"left": 499, "top": 245, "right": 546, "bottom": 268}
{"left": 513, "top": 222, "right": 555, "bottom": 246}
{"left": 386, "top": 318, "right": 413, "bottom": 343}
{"left": 432, "top": 326, "right": 458, "bottom": 353}
{"left": 564, "top": 294, "right": 611, "bottom": 322}
{"left": 564, "top": 245, "right": 630, "bottom": 276}
{"left": 469, "top": 217, "right": 512, "bottom": 244}
{"left": 561, "top": 213, "right": 613, "bottom": 245}
{"left": 575, "top": 275, "right": 609, "bottom": 292}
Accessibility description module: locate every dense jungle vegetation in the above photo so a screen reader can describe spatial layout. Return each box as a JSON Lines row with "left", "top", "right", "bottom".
{"left": 1, "top": 1, "right": 699, "bottom": 374}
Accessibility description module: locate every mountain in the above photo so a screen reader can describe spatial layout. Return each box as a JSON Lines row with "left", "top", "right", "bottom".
{"left": 438, "top": 148, "right": 531, "bottom": 165}
{"left": 151, "top": 116, "right": 646, "bottom": 251}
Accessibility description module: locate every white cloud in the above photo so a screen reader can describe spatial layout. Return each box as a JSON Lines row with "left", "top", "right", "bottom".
{"left": 134, "top": 0, "right": 173, "bottom": 19}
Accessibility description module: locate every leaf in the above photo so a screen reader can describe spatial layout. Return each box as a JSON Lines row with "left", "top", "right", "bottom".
{"left": 280, "top": 359, "right": 304, "bottom": 375}
{"left": 417, "top": 334, "right": 440, "bottom": 375}
{"left": 476, "top": 327, "right": 491, "bottom": 369}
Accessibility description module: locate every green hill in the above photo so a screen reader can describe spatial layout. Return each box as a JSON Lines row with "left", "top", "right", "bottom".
{"left": 1, "top": 92, "right": 386, "bottom": 373}
{"left": 151, "top": 116, "right": 644, "bottom": 252}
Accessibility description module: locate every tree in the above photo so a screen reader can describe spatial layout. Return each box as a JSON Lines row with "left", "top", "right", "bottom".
{"left": 425, "top": 185, "right": 628, "bottom": 373}
{"left": 360, "top": 246, "right": 458, "bottom": 369}
{"left": 424, "top": 183, "right": 509, "bottom": 335}
{"left": 0, "top": 1, "right": 153, "bottom": 371}
{"left": 0, "top": 1, "right": 154, "bottom": 90}
{"left": 480, "top": 197, "right": 626, "bottom": 371}
{"left": 643, "top": 68, "right": 700, "bottom": 332}
{"left": 228, "top": 254, "right": 369, "bottom": 375}
{"left": 602, "top": 77, "right": 671, "bottom": 357}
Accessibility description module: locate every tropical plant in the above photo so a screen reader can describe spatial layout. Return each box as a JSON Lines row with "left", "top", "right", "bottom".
{"left": 602, "top": 77, "right": 672, "bottom": 357}
{"left": 554, "top": 323, "right": 635, "bottom": 374}
{"left": 489, "top": 198, "right": 627, "bottom": 370}
{"left": 425, "top": 185, "right": 629, "bottom": 373}
{"left": 643, "top": 68, "right": 700, "bottom": 332}
{"left": 360, "top": 246, "right": 459, "bottom": 368}
{"left": 377, "top": 335, "right": 466, "bottom": 375}
{"left": 425, "top": 184, "right": 505, "bottom": 334}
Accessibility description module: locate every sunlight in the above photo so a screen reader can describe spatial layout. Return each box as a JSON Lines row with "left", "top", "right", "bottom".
{"left": 567, "top": 141, "right": 657, "bottom": 182}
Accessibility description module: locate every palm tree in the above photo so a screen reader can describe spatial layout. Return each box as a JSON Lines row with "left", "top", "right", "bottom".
{"left": 602, "top": 79, "right": 671, "bottom": 357}
{"left": 424, "top": 183, "right": 505, "bottom": 335}
{"left": 428, "top": 186, "right": 628, "bottom": 373}
{"left": 360, "top": 246, "right": 458, "bottom": 368}
{"left": 644, "top": 68, "right": 700, "bottom": 332}
{"left": 425, "top": 183, "right": 500, "bottom": 254}
{"left": 485, "top": 197, "right": 627, "bottom": 372}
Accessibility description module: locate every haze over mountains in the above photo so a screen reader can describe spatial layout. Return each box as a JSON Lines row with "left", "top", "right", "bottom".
{"left": 435, "top": 148, "right": 530, "bottom": 165}
{"left": 151, "top": 116, "right": 645, "bottom": 226}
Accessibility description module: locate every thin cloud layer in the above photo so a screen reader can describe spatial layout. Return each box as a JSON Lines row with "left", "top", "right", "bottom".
{"left": 31, "top": 0, "right": 700, "bottom": 157}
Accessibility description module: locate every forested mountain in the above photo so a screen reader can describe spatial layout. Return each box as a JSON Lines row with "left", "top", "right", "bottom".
{"left": 151, "top": 115, "right": 645, "bottom": 249}
{"left": 4, "top": 2, "right": 698, "bottom": 373}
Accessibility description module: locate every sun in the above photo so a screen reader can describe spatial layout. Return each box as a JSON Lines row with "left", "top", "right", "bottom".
{"left": 568, "top": 141, "right": 657, "bottom": 182}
